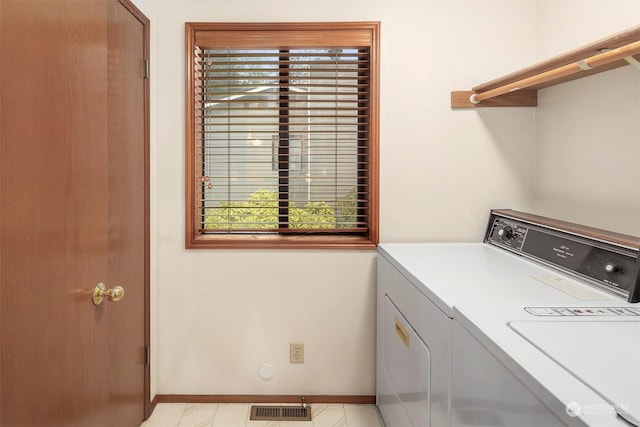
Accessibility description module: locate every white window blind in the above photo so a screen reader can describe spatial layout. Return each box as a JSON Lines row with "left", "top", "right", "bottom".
{"left": 186, "top": 23, "right": 379, "bottom": 248}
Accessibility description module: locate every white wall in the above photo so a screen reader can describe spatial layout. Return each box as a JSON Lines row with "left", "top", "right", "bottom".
{"left": 148, "top": 0, "right": 537, "bottom": 397}
{"left": 534, "top": 1, "right": 640, "bottom": 235}
{"left": 137, "top": 0, "right": 640, "bottom": 400}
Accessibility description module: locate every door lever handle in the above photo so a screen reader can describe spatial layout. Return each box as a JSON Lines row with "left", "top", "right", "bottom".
{"left": 92, "top": 283, "right": 125, "bottom": 305}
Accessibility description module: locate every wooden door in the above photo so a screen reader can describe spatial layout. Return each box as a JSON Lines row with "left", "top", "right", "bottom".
{"left": 0, "top": 0, "right": 149, "bottom": 425}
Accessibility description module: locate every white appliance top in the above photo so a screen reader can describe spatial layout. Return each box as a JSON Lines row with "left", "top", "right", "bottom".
{"left": 455, "top": 304, "right": 640, "bottom": 427}
{"left": 511, "top": 320, "right": 640, "bottom": 426}
{"left": 378, "top": 243, "right": 617, "bottom": 318}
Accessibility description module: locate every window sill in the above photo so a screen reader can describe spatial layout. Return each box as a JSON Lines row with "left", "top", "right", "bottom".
{"left": 186, "top": 233, "right": 378, "bottom": 250}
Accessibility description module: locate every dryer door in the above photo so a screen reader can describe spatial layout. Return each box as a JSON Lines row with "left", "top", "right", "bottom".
{"left": 384, "top": 295, "right": 431, "bottom": 426}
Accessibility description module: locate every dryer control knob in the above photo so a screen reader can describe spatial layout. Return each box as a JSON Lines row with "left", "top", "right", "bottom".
{"left": 604, "top": 263, "right": 619, "bottom": 274}
{"left": 497, "top": 226, "right": 514, "bottom": 241}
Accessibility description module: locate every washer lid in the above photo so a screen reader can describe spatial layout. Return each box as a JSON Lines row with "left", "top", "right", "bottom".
{"left": 509, "top": 320, "right": 640, "bottom": 426}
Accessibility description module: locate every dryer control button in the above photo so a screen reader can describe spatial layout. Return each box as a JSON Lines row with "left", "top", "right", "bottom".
{"left": 524, "top": 307, "right": 558, "bottom": 316}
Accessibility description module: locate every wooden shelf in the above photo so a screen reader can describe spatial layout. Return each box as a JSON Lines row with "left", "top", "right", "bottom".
{"left": 452, "top": 25, "right": 640, "bottom": 108}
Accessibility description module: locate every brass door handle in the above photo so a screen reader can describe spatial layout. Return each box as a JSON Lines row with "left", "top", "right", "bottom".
{"left": 92, "top": 283, "right": 125, "bottom": 305}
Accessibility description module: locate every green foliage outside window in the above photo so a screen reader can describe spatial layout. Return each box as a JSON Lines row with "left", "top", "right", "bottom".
{"left": 205, "top": 188, "right": 357, "bottom": 230}
{"left": 337, "top": 187, "right": 357, "bottom": 228}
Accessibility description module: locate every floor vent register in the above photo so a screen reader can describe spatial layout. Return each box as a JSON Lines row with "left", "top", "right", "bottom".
{"left": 250, "top": 405, "right": 312, "bottom": 421}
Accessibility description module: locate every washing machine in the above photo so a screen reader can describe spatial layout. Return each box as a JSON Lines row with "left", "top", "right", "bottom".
{"left": 376, "top": 209, "right": 639, "bottom": 427}
{"left": 451, "top": 302, "right": 640, "bottom": 427}
{"left": 450, "top": 212, "right": 640, "bottom": 426}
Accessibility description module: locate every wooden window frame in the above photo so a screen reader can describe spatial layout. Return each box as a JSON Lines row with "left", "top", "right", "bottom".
{"left": 185, "top": 22, "right": 380, "bottom": 249}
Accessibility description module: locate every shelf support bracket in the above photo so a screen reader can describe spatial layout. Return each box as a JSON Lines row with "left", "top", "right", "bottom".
{"left": 451, "top": 90, "right": 537, "bottom": 108}
{"left": 624, "top": 55, "right": 640, "bottom": 71}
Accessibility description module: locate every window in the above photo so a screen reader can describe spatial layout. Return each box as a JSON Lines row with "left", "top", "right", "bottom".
{"left": 186, "top": 22, "right": 379, "bottom": 249}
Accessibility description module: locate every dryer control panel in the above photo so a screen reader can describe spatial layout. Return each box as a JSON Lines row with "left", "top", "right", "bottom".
{"left": 485, "top": 210, "right": 640, "bottom": 303}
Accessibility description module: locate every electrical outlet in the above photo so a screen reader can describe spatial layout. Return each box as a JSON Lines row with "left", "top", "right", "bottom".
{"left": 290, "top": 343, "right": 304, "bottom": 363}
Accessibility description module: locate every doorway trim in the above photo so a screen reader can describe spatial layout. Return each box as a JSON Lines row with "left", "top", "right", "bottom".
{"left": 116, "top": 0, "right": 152, "bottom": 419}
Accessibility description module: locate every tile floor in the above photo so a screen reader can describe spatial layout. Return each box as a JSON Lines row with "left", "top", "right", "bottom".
{"left": 141, "top": 403, "right": 385, "bottom": 427}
